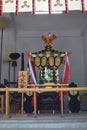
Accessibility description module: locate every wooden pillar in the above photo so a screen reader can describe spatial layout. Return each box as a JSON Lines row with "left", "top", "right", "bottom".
{"left": 5, "top": 87, "right": 10, "bottom": 118}
{"left": 16, "top": 91, "right": 28, "bottom": 117}
{"left": 21, "top": 92, "right": 24, "bottom": 114}
{"left": 60, "top": 85, "right": 64, "bottom": 117}
{"left": 34, "top": 86, "right": 37, "bottom": 117}
{"left": 0, "top": 95, "right": 4, "bottom": 113}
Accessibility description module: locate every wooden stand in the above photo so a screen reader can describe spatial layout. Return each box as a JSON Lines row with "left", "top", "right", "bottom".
{"left": 16, "top": 92, "right": 28, "bottom": 117}
{"left": 60, "top": 88, "right": 64, "bottom": 117}
{"left": 5, "top": 87, "right": 10, "bottom": 118}
{"left": 34, "top": 90, "right": 37, "bottom": 117}
{"left": 0, "top": 95, "right": 4, "bottom": 113}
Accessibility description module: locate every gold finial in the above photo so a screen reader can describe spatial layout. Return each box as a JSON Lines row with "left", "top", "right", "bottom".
{"left": 42, "top": 33, "right": 56, "bottom": 46}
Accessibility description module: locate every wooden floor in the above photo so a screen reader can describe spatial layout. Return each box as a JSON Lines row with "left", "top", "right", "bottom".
{"left": 0, "top": 111, "right": 87, "bottom": 122}
{"left": 0, "top": 110, "right": 87, "bottom": 121}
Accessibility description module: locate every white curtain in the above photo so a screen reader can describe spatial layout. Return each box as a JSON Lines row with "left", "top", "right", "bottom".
{"left": 51, "top": 0, "right": 66, "bottom": 13}
{"left": 84, "top": 0, "right": 87, "bottom": 10}
{"left": 18, "top": 0, "right": 33, "bottom": 12}
{"left": 35, "top": 0, "right": 49, "bottom": 14}
{"left": 3, "top": 0, "right": 16, "bottom": 13}
{"left": 68, "top": 0, "right": 82, "bottom": 10}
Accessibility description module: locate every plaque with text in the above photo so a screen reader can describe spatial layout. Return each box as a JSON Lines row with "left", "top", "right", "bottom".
{"left": 18, "top": 71, "right": 28, "bottom": 88}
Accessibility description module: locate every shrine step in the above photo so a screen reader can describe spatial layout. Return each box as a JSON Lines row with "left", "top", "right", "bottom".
{"left": 0, "top": 120, "right": 87, "bottom": 130}
{"left": 0, "top": 112, "right": 87, "bottom": 130}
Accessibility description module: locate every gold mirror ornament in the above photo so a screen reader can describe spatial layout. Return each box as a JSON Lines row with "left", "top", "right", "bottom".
{"left": 41, "top": 56, "right": 47, "bottom": 67}
{"left": 35, "top": 56, "right": 40, "bottom": 67}
{"left": 55, "top": 56, "right": 61, "bottom": 67}
{"left": 48, "top": 56, "right": 54, "bottom": 67}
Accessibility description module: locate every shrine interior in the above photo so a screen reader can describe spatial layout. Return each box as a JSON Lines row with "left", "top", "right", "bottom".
{"left": 1, "top": 11, "right": 87, "bottom": 86}
{"left": 0, "top": 1, "right": 87, "bottom": 130}
{"left": 0, "top": 10, "right": 87, "bottom": 120}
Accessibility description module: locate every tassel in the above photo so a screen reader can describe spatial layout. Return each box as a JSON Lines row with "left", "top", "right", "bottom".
{"left": 27, "top": 52, "right": 37, "bottom": 84}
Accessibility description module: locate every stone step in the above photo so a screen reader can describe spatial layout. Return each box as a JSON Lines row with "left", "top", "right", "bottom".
{"left": 0, "top": 120, "right": 87, "bottom": 130}
{"left": 0, "top": 112, "right": 87, "bottom": 130}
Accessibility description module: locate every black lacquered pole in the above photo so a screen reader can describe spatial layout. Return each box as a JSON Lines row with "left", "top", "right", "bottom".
{"left": 8, "top": 60, "right": 11, "bottom": 83}
{"left": 21, "top": 53, "right": 24, "bottom": 70}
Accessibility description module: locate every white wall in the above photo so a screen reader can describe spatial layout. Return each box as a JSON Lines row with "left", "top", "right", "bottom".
{"left": 55, "top": 36, "right": 85, "bottom": 86}
{"left": 83, "top": 29, "right": 87, "bottom": 86}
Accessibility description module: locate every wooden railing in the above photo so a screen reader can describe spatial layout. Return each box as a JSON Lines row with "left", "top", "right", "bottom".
{"left": 0, "top": 83, "right": 87, "bottom": 118}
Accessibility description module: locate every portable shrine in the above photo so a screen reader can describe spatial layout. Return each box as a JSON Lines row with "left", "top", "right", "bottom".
{"left": 30, "top": 33, "right": 69, "bottom": 113}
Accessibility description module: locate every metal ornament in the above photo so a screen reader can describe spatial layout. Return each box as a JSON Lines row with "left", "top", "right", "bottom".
{"left": 55, "top": 56, "right": 61, "bottom": 67}
{"left": 41, "top": 56, "right": 47, "bottom": 67}
{"left": 34, "top": 56, "right": 40, "bottom": 67}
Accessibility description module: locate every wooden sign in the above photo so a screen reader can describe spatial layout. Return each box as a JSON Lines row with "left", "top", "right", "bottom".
{"left": 18, "top": 71, "right": 28, "bottom": 88}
